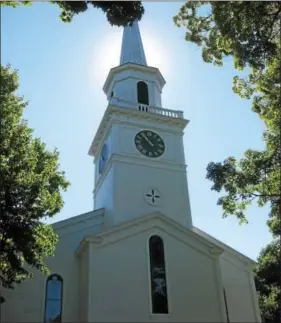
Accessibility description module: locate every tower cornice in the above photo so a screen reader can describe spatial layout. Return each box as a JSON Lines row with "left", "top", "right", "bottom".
{"left": 88, "top": 103, "right": 188, "bottom": 157}
{"left": 103, "top": 62, "right": 166, "bottom": 96}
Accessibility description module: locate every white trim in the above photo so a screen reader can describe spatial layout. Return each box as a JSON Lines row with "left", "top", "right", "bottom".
{"left": 146, "top": 234, "right": 153, "bottom": 315}
{"left": 248, "top": 271, "right": 262, "bottom": 322}
{"left": 221, "top": 255, "right": 251, "bottom": 273}
{"left": 87, "top": 243, "right": 92, "bottom": 322}
{"left": 75, "top": 213, "right": 224, "bottom": 260}
{"left": 146, "top": 233, "right": 172, "bottom": 316}
{"left": 103, "top": 63, "right": 165, "bottom": 94}
{"left": 193, "top": 226, "right": 257, "bottom": 265}
{"left": 214, "top": 258, "right": 228, "bottom": 322}
{"left": 88, "top": 104, "right": 188, "bottom": 157}
{"left": 52, "top": 208, "right": 105, "bottom": 231}
{"left": 75, "top": 237, "right": 102, "bottom": 257}
{"left": 109, "top": 114, "right": 186, "bottom": 135}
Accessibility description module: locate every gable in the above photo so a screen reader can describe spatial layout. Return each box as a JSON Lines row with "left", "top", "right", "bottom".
{"left": 75, "top": 212, "right": 223, "bottom": 259}
{"left": 76, "top": 212, "right": 226, "bottom": 322}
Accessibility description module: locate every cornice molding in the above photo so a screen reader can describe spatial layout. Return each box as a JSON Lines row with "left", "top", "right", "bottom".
{"left": 193, "top": 227, "right": 257, "bottom": 267}
{"left": 75, "top": 212, "right": 224, "bottom": 260}
{"left": 88, "top": 104, "right": 188, "bottom": 157}
{"left": 209, "top": 247, "right": 224, "bottom": 255}
{"left": 103, "top": 63, "right": 166, "bottom": 94}
{"left": 75, "top": 236, "right": 103, "bottom": 257}
{"left": 52, "top": 208, "right": 105, "bottom": 232}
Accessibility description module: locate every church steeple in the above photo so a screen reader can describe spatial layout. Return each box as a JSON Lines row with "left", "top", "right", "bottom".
{"left": 90, "top": 21, "right": 192, "bottom": 230}
{"left": 120, "top": 21, "right": 147, "bottom": 66}
{"left": 102, "top": 21, "right": 165, "bottom": 106}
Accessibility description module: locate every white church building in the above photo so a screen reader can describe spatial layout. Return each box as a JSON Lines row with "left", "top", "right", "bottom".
{"left": 1, "top": 22, "right": 261, "bottom": 323}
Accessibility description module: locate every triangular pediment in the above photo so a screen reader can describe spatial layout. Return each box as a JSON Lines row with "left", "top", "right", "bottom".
{"left": 75, "top": 212, "right": 223, "bottom": 258}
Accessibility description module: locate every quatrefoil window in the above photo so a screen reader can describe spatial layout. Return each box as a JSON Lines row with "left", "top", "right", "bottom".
{"left": 145, "top": 188, "right": 161, "bottom": 206}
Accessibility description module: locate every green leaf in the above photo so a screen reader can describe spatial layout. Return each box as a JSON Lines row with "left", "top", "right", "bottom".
{"left": 0, "top": 65, "right": 70, "bottom": 292}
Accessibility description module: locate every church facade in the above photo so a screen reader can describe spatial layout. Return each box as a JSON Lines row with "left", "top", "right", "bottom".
{"left": 1, "top": 22, "right": 261, "bottom": 323}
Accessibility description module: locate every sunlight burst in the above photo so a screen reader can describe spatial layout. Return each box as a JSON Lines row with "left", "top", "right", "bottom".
{"left": 89, "top": 25, "right": 170, "bottom": 90}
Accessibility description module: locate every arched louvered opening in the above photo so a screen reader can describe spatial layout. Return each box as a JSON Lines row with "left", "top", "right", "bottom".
{"left": 44, "top": 274, "right": 63, "bottom": 323}
{"left": 137, "top": 81, "right": 149, "bottom": 105}
{"left": 149, "top": 235, "right": 169, "bottom": 314}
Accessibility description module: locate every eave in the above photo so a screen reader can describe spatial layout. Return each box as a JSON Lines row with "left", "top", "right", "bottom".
{"left": 103, "top": 63, "right": 166, "bottom": 95}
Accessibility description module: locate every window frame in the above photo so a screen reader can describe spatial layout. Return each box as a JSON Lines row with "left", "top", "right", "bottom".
{"left": 44, "top": 274, "right": 63, "bottom": 323}
{"left": 137, "top": 81, "right": 149, "bottom": 105}
{"left": 148, "top": 235, "right": 169, "bottom": 315}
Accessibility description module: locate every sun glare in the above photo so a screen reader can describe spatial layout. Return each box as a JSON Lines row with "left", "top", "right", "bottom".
{"left": 89, "top": 24, "right": 170, "bottom": 89}
{"left": 142, "top": 30, "right": 170, "bottom": 78}
{"left": 89, "top": 29, "right": 122, "bottom": 89}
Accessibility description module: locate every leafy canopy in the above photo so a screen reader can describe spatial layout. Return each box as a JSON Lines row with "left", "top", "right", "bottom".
{"left": 1, "top": 1, "right": 144, "bottom": 26}
{"left": 174, "top": 2, "right": 281, "bottom": 322}
{"left": 254, "top": 239, "right": 281, "bottom": 323}
{"left": 174, "top": 1, "right": 281, "bottom": 235}
{"left": 0, "top": 65, "right": 70, "bottom": 291}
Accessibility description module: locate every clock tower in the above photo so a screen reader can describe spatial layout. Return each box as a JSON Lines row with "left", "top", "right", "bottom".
{"left": 88, "top": 21, "right": 193, "bottom": 229}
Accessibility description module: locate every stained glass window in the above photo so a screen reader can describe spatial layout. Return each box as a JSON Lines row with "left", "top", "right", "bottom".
{"left": 149, "top": 235, "right": 168, "bottom": 314}
{"left": 44, "top": 274, "right": 63, "bottom": 323}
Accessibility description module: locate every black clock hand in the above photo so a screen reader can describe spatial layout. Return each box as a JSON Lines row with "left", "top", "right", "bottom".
{"left": 142, "top": 133, "right": 154, "bottom": 147}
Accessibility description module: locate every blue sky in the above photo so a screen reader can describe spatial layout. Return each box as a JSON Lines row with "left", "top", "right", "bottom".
{"left": 2, "top": 2, "right": 272, "bottom": 260}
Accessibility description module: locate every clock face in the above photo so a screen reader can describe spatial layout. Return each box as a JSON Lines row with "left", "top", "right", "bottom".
{"left": 99, "top": 143, "right": 107, "bottom": 174}
{"left": 134, "top": 130, "right": 165, "bottom": 158}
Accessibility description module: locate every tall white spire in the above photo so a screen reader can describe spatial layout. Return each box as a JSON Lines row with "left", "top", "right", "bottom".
{"left": 120, "top": 20, "right": 147, "bottom": 66}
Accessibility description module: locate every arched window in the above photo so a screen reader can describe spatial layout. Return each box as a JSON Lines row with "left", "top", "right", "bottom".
{"left": 149, "top": 235, "right": 168, "bottom": 314}
{"left": 137, "top": 81, "right": 149, "bottom": 105}
{"left": 44, "top": 274, "right": 63, "bottom": 323}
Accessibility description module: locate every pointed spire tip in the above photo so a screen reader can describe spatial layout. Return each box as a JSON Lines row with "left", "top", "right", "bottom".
{"left": 120, "top": 20, "right": 147, "bottom": 66}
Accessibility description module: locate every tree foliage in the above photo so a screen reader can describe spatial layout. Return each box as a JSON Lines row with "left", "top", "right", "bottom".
{"left": 174, "top": 1, "right": 281, "bottom": 235}
{"left": 254, "top": 239, "right": 281, "bottom": 323}
{"left": 174, "top": 3, "right": 281, "bottom": 321}
{"left": 0, "top": 65, "right": 70, "bottom": 292}
{"left": 1, "top": 1, "right": 144, "bottom": 26}
{"left": 174, "top": 1, "right": 280, "bottom": 70}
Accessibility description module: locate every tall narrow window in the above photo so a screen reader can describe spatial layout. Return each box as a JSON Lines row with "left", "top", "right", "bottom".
{"left": 137, "top": 81, "right": 149, "bottom": 105}
{"left": 149, "top": 235, "right": 168, "bottom": 314}
{"left": 44, "top": 274, "right": 63, "bottom": 323}
{"left": 223, "top": 288, "right": 230, "bottom": 323}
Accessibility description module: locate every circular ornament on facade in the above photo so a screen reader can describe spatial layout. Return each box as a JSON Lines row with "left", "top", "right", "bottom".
{"left": 145, "top": 188, "right": 161, "bottom": 206}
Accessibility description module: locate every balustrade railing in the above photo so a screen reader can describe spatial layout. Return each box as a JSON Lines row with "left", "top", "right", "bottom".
{"left": 109, "top": 97, "right": 184, "bottom": 119}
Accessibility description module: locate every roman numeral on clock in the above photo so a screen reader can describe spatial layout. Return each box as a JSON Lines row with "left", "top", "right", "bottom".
{"left": 134, "top": 130, "right": 165, "bottom": 158}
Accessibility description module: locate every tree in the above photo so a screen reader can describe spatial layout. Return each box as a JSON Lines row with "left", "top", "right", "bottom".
{"left": 174, "top": 3, "right": 281, "bottom": 321}
{"left": 254, "top": 239, "right": 280, "bottom": 322}
{"left": 174, "top": 2, "right": 281, "bottom": 235}
{"left": 0, "top": 65, "right": 70, "bottom": 293}
{"left": 1, "top": 1, "right": 144, "bottom": 26}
